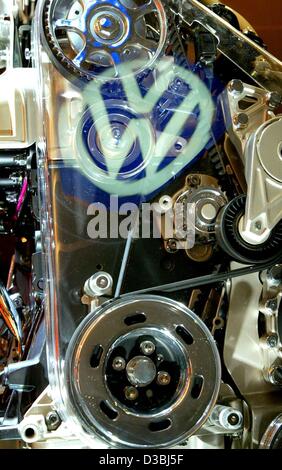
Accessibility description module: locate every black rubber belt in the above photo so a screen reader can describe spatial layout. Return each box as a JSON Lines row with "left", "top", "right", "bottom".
{"left": 120, "top": 255, "right": 282, "bottom": 297}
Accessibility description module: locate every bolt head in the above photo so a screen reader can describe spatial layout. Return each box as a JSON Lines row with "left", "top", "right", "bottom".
{"left": 112, "top": 356, "right": 126, "bottom": 371}
{"left": 234, "top": 113, "right": 249, "bottom": 129}
{"left": 266, "top": 299, "right": 278, "bottom": 311}
{"left": 188, "top": 175, "right": 201, "bottom": 187}
{"left": 157, "top": 371, "right": 171, "bottom": 386}
{"left": 254, "top": 220, "right": 262, "bottom": 231}
{"left": 267, "top": 334, "right": 278, "bottom": 348}
{"left": 124, "top": 386, "right": 139, "bottom": 401}
{"left": 140, "top": 340, "right": 155, "bottom": 356}
{"left": 45, "top": 412, "right": 61, "bottom": 431}
{"left": 167, "top": 239, "right": 178, "bottom": 252}
{"left": 228, "top": 79, "right": 244, "bottom": 95}
{"left": 268, "top": 92, "right": 282, "bottom": 109}
{"left": 96, "top": 275, "right": 109, "bottom": 289}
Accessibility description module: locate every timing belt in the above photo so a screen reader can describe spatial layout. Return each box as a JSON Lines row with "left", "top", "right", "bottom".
{"left": 118, "top": 2, "right": 282, "bottom": 298}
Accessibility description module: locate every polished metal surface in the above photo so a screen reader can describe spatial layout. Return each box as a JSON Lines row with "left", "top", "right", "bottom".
{"left": 224, "top": 264, "right": 282, "bottom": 447}
{"left": 43, "top": 0, "right": 168, "bottom": 79}
{"left": 126, "top": 356, "right": 157, "bottom": 387}
{"left": 65, "top": 295, "right": 221, "bottom": 448}
{"left": 243, "top": 116, "right": 282, "bottom": 243}
{"left": 260, "top": 413, "right": 282, "bottom": 448}
{"left": 222, "top": 79, "right": 282, "bottom": 244}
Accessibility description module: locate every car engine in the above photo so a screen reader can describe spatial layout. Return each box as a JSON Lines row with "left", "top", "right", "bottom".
{"left": 0, "top": 0, "right": 282, "bottom": 450}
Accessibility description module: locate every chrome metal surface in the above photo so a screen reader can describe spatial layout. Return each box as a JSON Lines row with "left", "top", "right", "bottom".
{"left": 43, "top": 0, "right": 167, "bottom": 79}
{"left": 65, "top": 295, "right": 221, "bottom": 448}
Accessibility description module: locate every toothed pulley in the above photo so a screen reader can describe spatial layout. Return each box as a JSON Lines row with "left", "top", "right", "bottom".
{"left": 41, "top": 0, "right": 167, "bottom": 81}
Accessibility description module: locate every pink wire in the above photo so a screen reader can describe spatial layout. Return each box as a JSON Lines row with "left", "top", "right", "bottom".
{"left": 13, "top": 176, "right": 28, "bottom": 221}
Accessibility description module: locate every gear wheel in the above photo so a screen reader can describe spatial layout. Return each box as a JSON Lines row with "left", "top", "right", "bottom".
{"left": 41, "top": 0, "right": 168, "bottom": 82}
{"left": 216, "top": 194, "right": 282, "bottom": 265}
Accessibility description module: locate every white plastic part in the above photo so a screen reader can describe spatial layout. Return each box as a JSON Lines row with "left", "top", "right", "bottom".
{"left": 0, "top": 68, "right": 37, "bottom": 148}
{"left": 18, "top": 415, "right": 47, "bottom": 443}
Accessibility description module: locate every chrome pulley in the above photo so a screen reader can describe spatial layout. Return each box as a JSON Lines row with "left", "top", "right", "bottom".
{"left": 65, "top": 295, "right": 221, "bottom": 448}
{"left": 42, "top": 0, "right": 167, "bottom": 80}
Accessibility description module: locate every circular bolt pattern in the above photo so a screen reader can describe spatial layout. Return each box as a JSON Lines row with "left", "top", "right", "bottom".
{"left": 140, "top": 340, "right": 155, "bottom": 356}
{"left": 65, "top": 295, "right": 221, "bottom": 448}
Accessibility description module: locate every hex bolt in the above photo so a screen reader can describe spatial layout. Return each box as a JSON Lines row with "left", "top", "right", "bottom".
{"left": 112, "top": 356, "right": 126, "bottom": 371}
{"left": 228, "top": 79, "right": 244, "bottom": 95}
{"left": 140, "top": 340, "right": 155, "bottom": 356}
{"left": 45, "top": 411, "right": 61, "bottom": 431}
{"left": 234, "top": 113, "right": 249, "bottom": 129}
{"left": 267, "top": 334, "right": 278, "bottom": 348}
{"left": 157, "top": 371, "right": 171, "bottom": 386}
{"left": 124, "top": 386, "right": 139, "bottom": 401}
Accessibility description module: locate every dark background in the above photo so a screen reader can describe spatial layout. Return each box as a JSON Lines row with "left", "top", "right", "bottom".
{"left": 227, "top": 0, "right": 282, "bottom": 59}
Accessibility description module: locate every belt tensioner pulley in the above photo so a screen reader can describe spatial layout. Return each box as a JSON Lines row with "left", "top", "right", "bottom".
{"left": 42, "top": 0, "right": 167, "bottom": 81}
{"left": 65, "top": 295, "right": 221, "bottom": 448}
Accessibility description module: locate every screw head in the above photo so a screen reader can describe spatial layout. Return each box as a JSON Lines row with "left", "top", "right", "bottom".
{"left": 267, "top": 334, "right": 278, "bottom": 348}
{"left": 45, "top": 412, "right": 61, "bottom": 431}
{"left": 228, "top": 79, "right": 244, "bottom": 95}
{"left": 157, "top": 371, "right": 171, "bottom": 386}
{"left": 234, "top": 113, "right": 249, "bottom": 129}
{"left": 140, "top": 340, "right": 155, "bottom": 356}
{"left": 112, "top": 356, "right": 126, "bottom": 371}
{"left": 124, "top": 386, "right": 139, "bottom": 401}
{"left": 254, "top": 220, "right": 262, "bottom": 231}
{"left": 266, "top": 298, "right": 278, "bottom": 311}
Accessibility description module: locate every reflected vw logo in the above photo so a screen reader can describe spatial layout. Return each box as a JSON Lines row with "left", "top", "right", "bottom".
{"left": 75, "top": 58, "right": 214, "bottom": 197}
